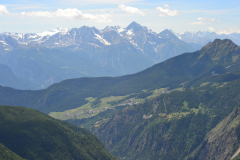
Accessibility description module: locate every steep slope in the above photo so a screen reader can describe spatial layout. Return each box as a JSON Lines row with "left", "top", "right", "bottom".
{"left": 155, "top": 39, "right": 195, "bottom": 62}
{"left": 120, "top": 23, "right": 200, "bottom": 63}
{"left": 0, "top": 143, "right": 26, "bottom": 160}
{"left": 0, "top": 39, "right": 239, "bottom": 114}
{"left": 0, "top": 105, "right": 117, "bottom": 160}
{"left": 93, "top": 77, "right": 240, "bottom": 160}
{"left": 0, "top": 64, "right": 38, "bottom": 90}
{"left": 186, "top": 107, "right": 240, "bottom": 160}
{"left": 0, "top": 47, "right": 119, "bottom": 88}
{"left": 158, "top": 29, "right": 180, "bottom": 40}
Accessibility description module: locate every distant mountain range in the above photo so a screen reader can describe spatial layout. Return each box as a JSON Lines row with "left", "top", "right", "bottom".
{"left": 176, "top": 30, "right": 240, "bottom": 46}
{"left": 0, "top": 22, "right": 240, "bottom": 90}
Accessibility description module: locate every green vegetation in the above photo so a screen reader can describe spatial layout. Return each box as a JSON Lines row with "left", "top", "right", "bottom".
{"left": 0, "top": 105, "right": 117, "bottom": 160}
{"left": 93, "top": 76, "right": 240, "bottom": 160}
{"left": 0, "top": 143, "right": 26, "bottom": 160}
{"left": 49, "top": 96, "right": 127, "bottom": 120}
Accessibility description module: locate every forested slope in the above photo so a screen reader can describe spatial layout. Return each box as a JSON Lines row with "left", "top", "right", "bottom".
{"left": 0, "top": 105, "right": 117, "bottom": 160}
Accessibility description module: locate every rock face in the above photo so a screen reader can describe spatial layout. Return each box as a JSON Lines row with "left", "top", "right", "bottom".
{"left": 187, "top": 107, "right": 240, "bottom": 160}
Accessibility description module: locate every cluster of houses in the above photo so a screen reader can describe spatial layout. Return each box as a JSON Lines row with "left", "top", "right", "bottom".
{"left": 65, "top": 107, "right": 114, "bottom": 117}
{"left": 158, "top": 90, "right": 169, "bottom": 95}
{"left": 113, "top": 99, "right": 139, "bottom": 108}
{"left": 65, "top": 98, "right": 142, "bottom": 118}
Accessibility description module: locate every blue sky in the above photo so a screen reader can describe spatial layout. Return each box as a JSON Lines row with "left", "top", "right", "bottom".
{"left": 0, "top": 0, "right": 239, "bottom": 34}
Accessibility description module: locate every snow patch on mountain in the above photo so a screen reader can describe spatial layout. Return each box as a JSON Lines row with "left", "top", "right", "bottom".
{"left": 117, "top": 28, "right": 125, "bottom": 33}
{"left": 36, "top": 27, "right": 69, "bottom": 37}
{"left": 94, "top": 33, "right": 111, "bottom": 45}
{"left": 130, "top": 40, "right": 138, "bottom": 46}
{"left": 148, "top": 41, "right": 156, "bottom": 45}
{"left": 126, "top": 30, "right": 134, "bottom": 36}
{"left": 0, "top": 40, "right": 8, "bottom": 46}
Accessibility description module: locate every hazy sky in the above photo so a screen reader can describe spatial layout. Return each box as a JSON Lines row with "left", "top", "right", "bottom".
{"left": 0, "top": 0, "right": 239, "bottom": 34}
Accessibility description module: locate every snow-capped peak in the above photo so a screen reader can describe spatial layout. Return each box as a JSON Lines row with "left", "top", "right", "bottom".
{"left": 101, "top": 26, "right": 123, "bottom": 33}
{"left": 36, "top": 27, "right": 69, "bottom": 37}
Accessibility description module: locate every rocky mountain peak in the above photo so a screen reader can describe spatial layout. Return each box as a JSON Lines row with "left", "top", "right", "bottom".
{"left": 158, "top": 29, "right": 179, "bottom": 40}
{"left": 126, "top": 21, "right": 144, "bottom": 33}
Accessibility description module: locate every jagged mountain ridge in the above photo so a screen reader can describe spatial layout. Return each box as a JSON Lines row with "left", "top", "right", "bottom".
{"left": 0, "top": 21, "right": 201, "bottom": 63}
{"left": 177, "top": 30, "right": 240, "bottom": 46}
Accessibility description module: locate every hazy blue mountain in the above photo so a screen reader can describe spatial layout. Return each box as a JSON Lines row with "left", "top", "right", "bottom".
{"left": 126, "top": 21, "right": 147, "bottom": 33}
{"left": 0, "top": 64, "right": 38, "bottom": 90}
{"left": 0, "top": 47, "right": 121, "bottom": 89}
{"left": 177, "top": 30, "right": 240, "bottom": 46}
{"left": 159, "top": 29, "right": 180, "bottom": 40}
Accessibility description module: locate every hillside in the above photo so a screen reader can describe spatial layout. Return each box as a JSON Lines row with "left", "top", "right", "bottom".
{"left": 0, "top": 47, "right": 120, "bottom": 89}
{"left": 0, "top": 64, "right": 38, "bottom": 90}
{"left": 92, "top": 76, "right": 240, "bottom": 160}
{"left": 0, "top": 105, "right": 117, "bottom": 160}
{"left": 186, "top": 107, "right": 240, "bottom": 160}
{"left": 0, "top": 39, "right": 239, "bottom": 114}
{"left": 0, "top": 143, "right": 26, "bottom": 160}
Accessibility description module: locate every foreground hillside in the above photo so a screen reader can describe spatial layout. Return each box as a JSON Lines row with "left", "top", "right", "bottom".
{"left": 0, "top": 143, "right": 25, "bottom": 160}
{"left": 0, "top": 105, "right": 117, "bottom": 160}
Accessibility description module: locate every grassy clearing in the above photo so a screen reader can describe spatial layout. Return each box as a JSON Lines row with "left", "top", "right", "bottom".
{"left": 170, "top": 87, "right": 184, "bottom": 92}
{"left": 49, "top": 96, "right": 127, "bottom": 120}
{"left": 49, "top": 87, "right": 170, "bottom": 121}
{"left": 200, "top": 82, "right": 210, "bottom": 87}
{"left": 157, "top": 101, "right": 208, "bottom": 121}
{"left": 146, "top": 88, "right": 168, "bottom": 100}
